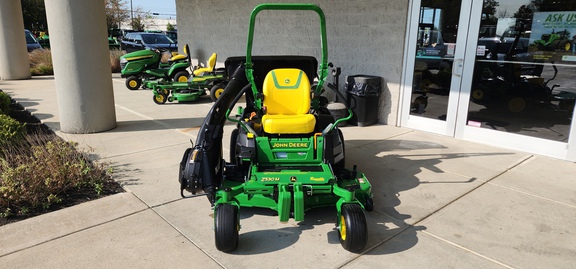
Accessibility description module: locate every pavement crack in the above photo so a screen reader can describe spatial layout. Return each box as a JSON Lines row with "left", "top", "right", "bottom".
{"left": 422, "top": 230, "right": 515, "bottom": 268}
{"left": 148, "top": 206, "right": 226, "bottom": 269}
{"left": 102, "top": 141, "right": 191, "bottom": 159}
{"left": 0, "top": 208, "right": 149, "bottom": 258}
{"left": 113, "top": 104, "right": 199, "bottom": 140}
{"left": 487, "top": 182, "right": 576, "bottom": 209}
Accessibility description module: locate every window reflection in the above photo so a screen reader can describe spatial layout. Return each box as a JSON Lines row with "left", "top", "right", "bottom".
{"left": 411, "top": 2, "right": 461, "bottom": 120}
{"left": 468, "top": 0, "right": 576, "bottom": 142}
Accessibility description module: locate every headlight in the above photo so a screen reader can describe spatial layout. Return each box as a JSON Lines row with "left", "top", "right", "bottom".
{"left": 120, "top": 58, "right": 127, "bottom": 64}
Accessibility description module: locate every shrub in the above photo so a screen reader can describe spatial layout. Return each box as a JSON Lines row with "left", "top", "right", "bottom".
{"left": 0, "top": 94, "right": 122, "bottom": 221}
{"left": 161, "top": 52, "right": 171, "bottom": 63}
{"left": 0, "top": 136, "right": 114, "bottom": 218}
{"left": 0, "top": 91, "right": 11, "bottom": 115}
{"left": 28, "top": 48, "right": 126, "bottom": 74}
{"left": 110, "top": 49, "right": 124, "bottom": 73}
{"left": 0, "top": 114, "right": 25, "bottom": 147}
{"left": 29, "top": 48, "right": 54, "bottom": 76}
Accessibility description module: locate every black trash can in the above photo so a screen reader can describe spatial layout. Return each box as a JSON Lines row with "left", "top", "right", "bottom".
{"left": 345, "top": 75, "right": 382, "bottom": 127}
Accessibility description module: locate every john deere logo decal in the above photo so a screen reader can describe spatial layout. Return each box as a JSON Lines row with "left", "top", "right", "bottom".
{"left": 270, "top": 70, "right": 303, "bottom": 89}
{"left": 271, "top": 142, "right": 309, "bottom": 148}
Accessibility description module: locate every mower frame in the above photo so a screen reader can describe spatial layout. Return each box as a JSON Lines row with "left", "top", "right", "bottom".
{"left": 179, "top": 3, "right": 373, "bottom": 253}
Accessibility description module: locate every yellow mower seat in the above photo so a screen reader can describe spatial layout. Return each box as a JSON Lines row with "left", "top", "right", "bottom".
{"left": 193, "top": 53, "right": 217, "bottom": 76}
{"left": 170, "top": 44, "right": 190, "bottom": 62}
{"left": 261, "top": 68, "right": 316, "bottom": 134}
{"left": 170, "top": 54, "right": 186, "bottom": 61}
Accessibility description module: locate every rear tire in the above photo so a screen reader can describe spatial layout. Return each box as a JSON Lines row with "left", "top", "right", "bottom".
{"left": 215, "top": 204, "right": 239, "bottom": 252}
{"left": 507, "top": 96, "right": 527, "bottom": 113}
{"left": 339, "top": 204, "right": 368, "bottom": 253}
{"left": 471, "top": 87, "right": 489, "bottom": 103}
{"left": 126, "top": 76, "right": 142, "bottom": 90}
{"left": 210, "top": 83, "right": 226, "bottom": 102}
{"left": 173, "top": 71, "right": 189, "bottom": 82}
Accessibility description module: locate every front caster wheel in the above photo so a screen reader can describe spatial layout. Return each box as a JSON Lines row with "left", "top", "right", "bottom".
{"left": 364, "top": 197, "right": 374, "bottom": 212}
{"left": 215, "top": 204, "right": 239, "bottom": 252}
{"left": 153, "top": 92, "right": 168, "bottom": 104}
{"left": 339, "top": 204, "right": 368, "bottom": 253}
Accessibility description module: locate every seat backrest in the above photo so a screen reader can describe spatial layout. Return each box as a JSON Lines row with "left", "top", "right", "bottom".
{"left": 185, "top": 44, "right": 191, "bottom": 63}
{"left": 193, "top": 53, "right": 217, "bottom": 76}
{"left": 183, "top": 44, "right": 190, "bottom": 56}
{"left": 263, "top": 68, "right": 311, "bottom": 115}
{"left": 206, "top": 53, "right": 217, "bottom": 71}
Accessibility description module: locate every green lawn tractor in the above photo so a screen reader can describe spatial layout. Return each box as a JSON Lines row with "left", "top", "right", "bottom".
{"left": 147, "top": 52, "right": 228, "bottom": 104}
{"left": 119, "top": 44, "right": 191, "bottom": 90}
{"left": 534, "top": 29, "right": 571, "bottom": 51}
{"left": 178, "top": 3, "right": 373, "bottom": 253}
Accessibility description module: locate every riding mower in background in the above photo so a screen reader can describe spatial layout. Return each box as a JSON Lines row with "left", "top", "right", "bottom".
{"left": 119, "top": 44, "right": 191, "bottom": 90}
{"left": 471, "top": 23, "right": 570, "bottom": 113}
{"left": 178, "top": 3, "right": 373, "bottom": 253}
{"left": 147, "top": 52, "right": 228, "bottom": 104}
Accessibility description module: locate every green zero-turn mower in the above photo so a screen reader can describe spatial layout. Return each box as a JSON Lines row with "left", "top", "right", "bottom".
{"left": 178, "top": 3, "right": 373, "bottom": 253}
{"left": 147, "top": 52, "right": 228, "bottom": 104}
{"left": 120, "top": 44, "right": 191, "bottom": 90}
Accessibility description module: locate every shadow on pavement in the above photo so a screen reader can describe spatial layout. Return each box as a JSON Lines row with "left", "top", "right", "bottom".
{"left": 344, "top": 138, "right": 514, "bottom": 255}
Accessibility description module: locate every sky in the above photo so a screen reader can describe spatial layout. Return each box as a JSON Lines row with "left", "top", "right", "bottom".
{"left": 129, "top": 0, "right": 176, "bottom": 19}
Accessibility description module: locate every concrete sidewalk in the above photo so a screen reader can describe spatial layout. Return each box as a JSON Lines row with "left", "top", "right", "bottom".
{"left": 1, "top": 75, "right": 575, "bottom": 268}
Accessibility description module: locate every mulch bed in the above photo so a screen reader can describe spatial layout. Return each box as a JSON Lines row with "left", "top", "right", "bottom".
{"left": 0, "top": 101, "right": 124, "bottom": 226}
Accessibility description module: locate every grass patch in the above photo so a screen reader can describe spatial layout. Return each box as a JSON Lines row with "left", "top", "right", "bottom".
{"left": 29, "top": 49, "right": 126, "bottom": 75}
{"left": 161, "top": 52, "right": 171, "bottom": 63}
{"left": 110, "top": 49, "right": 124, "bottom": 73}
{"left": 29, "top": 49, "right": 53, "bottom": 76}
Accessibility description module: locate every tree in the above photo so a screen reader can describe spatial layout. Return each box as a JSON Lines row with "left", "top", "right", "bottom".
{"left": 482, "top": 0, "right": 499, "bottom": 25}
{"left": 483, "top": 0, "right": 499, "bottom": 16}
{"left": 513, "top": 4, "right": 535, "bottom": 21}
{"left": 130, "top": 7, "right": 155, "bottom": 31}
{"left": 21, "top": 0, "right": 47, "bottom": 32}
{"left": 497, "top": 9, "right": 508, "bottom": 18}
{"left": 21, "top": 0, "right": 129, "bottom": 34}
{"left": 105, "top": 0, "right": 129, "bottom": 30}
{"left": 530, "top": 0, "right": 576, "bottom": 12}
{"left": 166, "top": 22, "right": 175, "bottom": 32}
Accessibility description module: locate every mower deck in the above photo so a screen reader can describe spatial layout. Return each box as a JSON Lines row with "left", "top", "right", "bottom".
{"left": 147, "top": 71, "right": 227, "bottom": 104}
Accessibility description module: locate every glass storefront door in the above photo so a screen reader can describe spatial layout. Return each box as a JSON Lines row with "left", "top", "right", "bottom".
{"left": 402, "top": 0, "right": 576, "bottom": 161}
{"left": 401, "top": 0, "right": 478, "bottom": 135}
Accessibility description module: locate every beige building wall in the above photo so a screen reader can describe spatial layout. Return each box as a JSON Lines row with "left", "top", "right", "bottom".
{"left": 175, "top": 0, "right": 409, "bottom": 125}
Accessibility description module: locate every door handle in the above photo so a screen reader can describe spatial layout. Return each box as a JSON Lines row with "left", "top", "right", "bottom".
{"left": 452, "top": 59, "right": 463, "bottom": 77}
